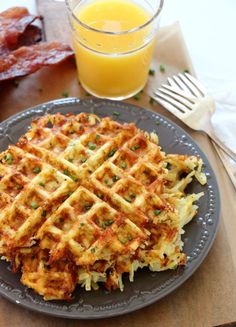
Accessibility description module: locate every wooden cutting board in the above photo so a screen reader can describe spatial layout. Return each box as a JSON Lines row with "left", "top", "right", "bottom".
{"left": 0, "top": 1, "right": 236, "bottom": 327}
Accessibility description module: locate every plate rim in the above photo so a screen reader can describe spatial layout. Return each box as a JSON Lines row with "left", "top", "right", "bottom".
{"left": 0, "top": 97, "right": 220, "bottom": 319}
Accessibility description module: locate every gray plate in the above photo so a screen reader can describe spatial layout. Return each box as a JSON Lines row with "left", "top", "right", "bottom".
{"left": 0, "top": 98, "right": 220, "bottom": 319}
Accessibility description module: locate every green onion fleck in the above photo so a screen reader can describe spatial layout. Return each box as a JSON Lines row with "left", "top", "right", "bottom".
{"left": 159, "top": 64, "right": 166, "bottom": 73}
{"left": 183, "top": 69, "right": 190, "bottom": 74}
{"left": 108, "top": 148, "right": 117, "bottom": 157}
{"left": 102, "top": 220, "right": 113, "bottom": 228}
{"left": 96, "top": 193, "right": 104, "bottom": 199}
{"left": 69, "top": 130, "right": 75, "bottom": 134}
{"left": 42, "top": 210, "right": 47, "bottom": 217}
{"left": 70, "top": 174, "right": 78, "bottom": 182}
{"left": 5, "top": 154, "right": 13, "bottom": 165}
{"left": 154, "top": 209, "right": 161, "bottom": 216}
{"left": 33, "top": 167, "right": 41, "bottom": 174}
{"left": 149, "top": 69, "right": 155, "bottom": 76}
{"left": 112, "top": 175, "right": 119, "bottom": 183}
{"left": 62, "top": 91, "right": 69, "bottom": 98}
{"left": 90, "top": 247, "right": 96, "bottom": 253}
{"left": 39, "top": 182, "right": 45, "bottom": 187}
{"left": 81, "top": 157, "right": 87, "bottom": 163}
{"left": 133, "top": 93, "right": 141, "bottom": 101}
{"left": 131, "top": 145, "right": 140, "bottom": 151}
{"left": 88, "top": 142, "right": 96, "bottom": 150}
{"left": 124, "top": 197, "right": 132, "bottom": 203}
{"left": 63, "top": 170, "right": 78, "bottom": 182}
{"left": 63, "top": 169, "right": 70, "bottom": 176}
{"left": 95, "top": 134, "right": 101, "bottom": 140}
{"left": 127, "top": 235, "right": 133, "bottom": 241}
{"left": 149, "top": 97, "right": 155, "bottom": 105}
{"left": 113, "top": 111, "right": 120, "bottom": 116}
{"left": 31, "top": 201, "right": 38, "bottom": 210}
{"left": 121, "top": 161, "right": 127, "bottom": 169}
{"left": 80, "top": 222, "right": 85, "bottom": 227}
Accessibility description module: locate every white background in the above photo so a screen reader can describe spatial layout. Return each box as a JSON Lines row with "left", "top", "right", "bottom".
{"left": 161, "top": 0, "right": 236, "bottom": 94}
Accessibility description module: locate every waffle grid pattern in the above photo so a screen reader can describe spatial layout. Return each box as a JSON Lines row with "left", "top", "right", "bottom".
{"left": 0, "top": 112, "right": 205, "bottom": 300}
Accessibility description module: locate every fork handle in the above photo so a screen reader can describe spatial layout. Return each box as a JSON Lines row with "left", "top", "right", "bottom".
{"left": 206, "top": 129, "right": 236, "bottom": 162}
{"left": 213, "top": 143, "right": 236, "bottom": 189}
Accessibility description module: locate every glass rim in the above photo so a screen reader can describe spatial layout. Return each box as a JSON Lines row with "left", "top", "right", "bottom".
{"left": 65, "top": 0, "right": 164, "bottom": 35}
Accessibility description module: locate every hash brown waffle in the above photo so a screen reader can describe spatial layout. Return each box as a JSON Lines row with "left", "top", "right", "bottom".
{"left": 0, "top": 112, "right": 206, "bottom": 300}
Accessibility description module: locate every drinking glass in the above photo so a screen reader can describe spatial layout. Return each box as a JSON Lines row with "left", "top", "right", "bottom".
{"left": 66, "top": 0, "right": 164, "bottom": 100}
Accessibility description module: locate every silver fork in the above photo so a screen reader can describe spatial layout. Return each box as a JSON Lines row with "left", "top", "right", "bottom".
{"left": 153, "top": 73, "right": 236, "bottom": 162}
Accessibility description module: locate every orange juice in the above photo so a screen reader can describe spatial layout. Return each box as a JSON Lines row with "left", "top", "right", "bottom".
{"left": 71, "top": 0, "right": 158, "bottom": 99}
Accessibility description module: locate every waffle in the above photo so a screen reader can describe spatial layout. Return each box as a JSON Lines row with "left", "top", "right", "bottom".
{"left": 0, "top": 112, "right": 206, "bottom": 300}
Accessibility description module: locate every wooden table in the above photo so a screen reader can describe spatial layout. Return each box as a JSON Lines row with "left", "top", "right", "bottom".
{"left": 0, "top": 1, "right": 236, "bottom": 326}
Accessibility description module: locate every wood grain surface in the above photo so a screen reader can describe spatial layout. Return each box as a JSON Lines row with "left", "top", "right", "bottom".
{"left": 0, "top": 1, "right": 236, "bottom": 326}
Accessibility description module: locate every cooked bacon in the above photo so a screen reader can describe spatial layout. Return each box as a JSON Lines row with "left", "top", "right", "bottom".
{"left": 0, "top": 7, "right": 73, "bottom": 81}
{"left": 0, "top": 7, "right": 41, "bottom": 55}
{"left": 0, "top": 42, "right": 74, "bottom": 81}
{"left": 14, "top": 25, "right": 42, "bottom": 48}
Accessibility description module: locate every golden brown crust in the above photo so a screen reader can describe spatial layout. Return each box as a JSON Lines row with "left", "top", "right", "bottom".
{"left": 0, "top": 112, "right": 206, "bottom": 300}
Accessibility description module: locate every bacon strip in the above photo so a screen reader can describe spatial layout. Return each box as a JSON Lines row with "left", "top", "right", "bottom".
{"left": 0, "top": 42, "right": 74, "bottom": 81}
{"left": 16, "top": 25, "right": 42, "bottom": 48}
{"left": 0, "top": 7, "right": 41, "bottom": 55}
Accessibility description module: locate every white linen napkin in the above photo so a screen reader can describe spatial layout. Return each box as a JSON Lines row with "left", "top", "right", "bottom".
{"left": 198, "top": 76, "right": 236, "bottom": 185}
{"left": 212, "top": 82, "right": 236, "bottom": 154}
{"left": 212, "top": 83, "right": 236, "bottom": 186}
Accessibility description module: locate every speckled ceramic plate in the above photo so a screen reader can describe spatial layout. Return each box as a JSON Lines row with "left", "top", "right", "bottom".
{"left": 0, "top": 98, "right": 220, "bottom": 319}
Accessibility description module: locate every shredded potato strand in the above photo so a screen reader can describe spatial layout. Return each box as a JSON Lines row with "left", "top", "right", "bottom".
{"left": 0, "top": 113, "right": 206, "bottom": 300}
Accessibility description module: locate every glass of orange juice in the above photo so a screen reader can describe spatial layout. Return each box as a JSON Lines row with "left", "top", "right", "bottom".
{"left": 66, "top": 0, "right": 164, "bottom": 100}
